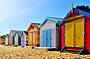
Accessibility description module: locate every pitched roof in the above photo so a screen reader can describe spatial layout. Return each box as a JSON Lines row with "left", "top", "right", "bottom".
{"left": 40, "top": 17, "right": 63, "bottom": 27}
{"left": 64, "top": 8, "right": 90, "bottom": 19}
{"left": 27, "top": 23, "right": 40, "bottom": 30}
{"left": 10, "top": 30, "right": 24, "bottom": 35}
{"left": 63, "top": 8, "right": 90, "bottom": 21}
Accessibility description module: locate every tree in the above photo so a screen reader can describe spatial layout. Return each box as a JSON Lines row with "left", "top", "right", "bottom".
{"left": 76, "top": 5, "right": 90, "bottom": 13}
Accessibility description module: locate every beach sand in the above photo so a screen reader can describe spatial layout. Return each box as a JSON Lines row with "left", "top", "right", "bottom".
{"left": 0, "top": 45, "right": 89, "bottom": 59}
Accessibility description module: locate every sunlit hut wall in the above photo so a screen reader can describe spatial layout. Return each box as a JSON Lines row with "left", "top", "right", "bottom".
{"left": 24, "top": 31, "right": 28, "bottom": 46}
{"left": 28, "top": 23, "right": 40, "bottom": 47}
{"left": 61, "top": 7, "right": 90, "bottom": 54}
{"left": 21, "top": 32, "right": 26, "bottom": 47}
{"left": 0, "top": 35, "right": 5, "bottom": 45}
{"left": 5, "top": 34, "right": 10, "bottom": 46}
{"left": 9, "top": 30, "right": 23, "bottom": 46}
{"left": 40, "top": 17, "right": 62, "bottom": 49}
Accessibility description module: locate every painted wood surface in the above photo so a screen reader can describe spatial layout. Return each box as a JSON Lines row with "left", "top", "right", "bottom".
{"left": 65, "top": 18, "right": 84, "bottom": 48}
{"left": 18, "top": 35, "right": 21, "bottom": 45}
{"left": 5, "top": 34, "right": 9, "bottom": 45}
{"left": 85, "top": 17, "right": 90, "bottom": 52}
{"left": 9, "top": 33, "right": 14, "bottom": 46}
{"left": 9, "top": 30, "right": 24, "bottom": 46}
{"left": 75, "top": 19, "right": 84, "bottom": 48}
{"left": 14, "top": 34, "right": 18, "bottom": 46}
{"left": 28, "top": 23, "right": 40, "bottom": 46}
{"left": 0, "top": 35, "right": 5, "bottom": 45}
{"left": 61, "top": 24, "right": 65, "bottom": 49}
{"left": 21, "top": 32, "right": 26, "bottom": 47}
{"left": 40, "top": 20, "right": 56, "bottom": 48}
{"left": 65, "top": 22, "right": 74, "bottom": 47}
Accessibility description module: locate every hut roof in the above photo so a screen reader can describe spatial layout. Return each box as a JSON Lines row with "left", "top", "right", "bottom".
{"left": 27, "top": 23, "right": 40, "bottom": 31}
{"left": 10, "top": 30, "right": 24, "bottom": 35}
{"left": 63, "top": 8, "right": 90, "bottom": 20}
{"left": 60, "top": 8, "right": 90, "bottom": 24}
{"left": 40, "top": 17, "right": 63, "bottom": 27}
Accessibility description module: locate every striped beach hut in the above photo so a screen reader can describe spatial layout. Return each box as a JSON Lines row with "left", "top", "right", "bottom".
{"left": 28, "top": 23, "right": 40, "bottom": 47}
{"left": 40, "top": 17, "right": 62, "bottom": 49}
{"left": 9, "top": 30, "right": 23, "bottom": 46}
{"left": 5, "top": 34, "right": 9, "bottom": 46}
{"left": 61, "top": 7, "right": 90, "bottom": 54}
{"left": 21, "top": 32, "right": 26, "bottom": 47}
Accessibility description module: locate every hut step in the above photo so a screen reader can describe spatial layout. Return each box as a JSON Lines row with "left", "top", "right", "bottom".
{"left": 64, "top": 49, "right": 83, "bottom": 54}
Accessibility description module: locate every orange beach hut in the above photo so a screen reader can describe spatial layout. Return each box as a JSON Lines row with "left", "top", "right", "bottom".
{"left": 28, "top": 23, "right": 40, "bottom": 47}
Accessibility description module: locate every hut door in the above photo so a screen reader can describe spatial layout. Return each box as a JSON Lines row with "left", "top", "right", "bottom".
{"left": 33, "top": 32, "right": 36, "bottom": 46}
{"left": 44, "top": 31, "right": 47, "bottom": 47}
{"left": 75, "top": 19, "right": 84, "bottom": 48}
{"left": 41, "top": 31, "right": 44, "bottom": 47}
{"left": 65, "top": 22, "right": 74, "bottom": 47}
{"left": 15, "top": 34, "right": 18, "bottom": 46}
{"left": 47, "top": 30, "right": 51, "bottom": 47}
{"left": 18, "top": 35, "right": 21, "bottom": 45}
{"left": 30, "top": 32, "right": 33, "bottom": 45}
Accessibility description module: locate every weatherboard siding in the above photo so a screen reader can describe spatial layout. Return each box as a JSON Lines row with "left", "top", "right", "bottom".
{"left": 40, "top": 20, "right": 56, "bottom": 48}
{"left": 28, "top": 24, "right": 40, "bottom": 47}
{"left": 85, "top": 16, "right": 90, "bottom": 52}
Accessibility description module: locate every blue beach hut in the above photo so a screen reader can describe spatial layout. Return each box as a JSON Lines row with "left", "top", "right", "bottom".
{"left": 40, "top": 17, "right": 63, "bottom": 50}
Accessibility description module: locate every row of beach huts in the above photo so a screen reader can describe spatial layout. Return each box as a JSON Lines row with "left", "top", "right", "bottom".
{"left": 0, "top": 8, "right": 90, "bottom": 54}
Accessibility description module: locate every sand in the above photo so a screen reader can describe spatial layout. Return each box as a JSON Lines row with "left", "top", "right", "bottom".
{"left": 0, "top": 45, "right": 90, "bottom": 59}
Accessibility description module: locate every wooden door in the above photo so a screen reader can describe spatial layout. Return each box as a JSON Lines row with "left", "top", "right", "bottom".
{"left": 44, "top": 31, "right": 47, "bottom": 47}
{"left": 46, "top": 30, "right": 51, "bottom": 47}
{"left": 75, "top": 19, "right": 84, "bottom": 48}
{"left": 65, "top": 22, "right": 74, "bottom": 47}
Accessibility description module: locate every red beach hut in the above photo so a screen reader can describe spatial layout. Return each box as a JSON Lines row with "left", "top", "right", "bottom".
{"left": 61, "top": 7, "right": 90, "bottom": 54}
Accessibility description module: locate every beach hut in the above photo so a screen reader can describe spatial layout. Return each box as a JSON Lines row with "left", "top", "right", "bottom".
{"left": 0, "top": 35, "right": 5, "bottom": 45}
{"left": 9, "top": 30, "right": 23, "bottom": 46}
{"left": 40, "top": 17, "right": 62, "bottom": 49}
{"left": 9, "top": 32, "right": 14, "bottom": 46}
{"left": 5, "top": 34, "right": 9, "bottom": 46}
{"left": 28, "top": 23, "right": 40, "bottom": 47}
{"left": 61, "top": 8, "right": 90, "bottom": 54}
{"left": 21, "top": 32, "right": 26, "bottom": 47}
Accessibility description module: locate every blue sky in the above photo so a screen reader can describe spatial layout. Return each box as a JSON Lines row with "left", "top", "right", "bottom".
{"left": 0, "top": 0, "right": 90, "bottom": 36}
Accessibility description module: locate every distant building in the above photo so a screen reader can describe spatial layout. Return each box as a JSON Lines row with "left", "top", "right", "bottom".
{"left": 0, "top": 35, "right": 5, "bottom": 45}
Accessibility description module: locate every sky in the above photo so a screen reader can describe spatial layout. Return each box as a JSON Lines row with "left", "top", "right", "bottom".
{"left": 0, "top": 0, "right": 90, "bottom": 36}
